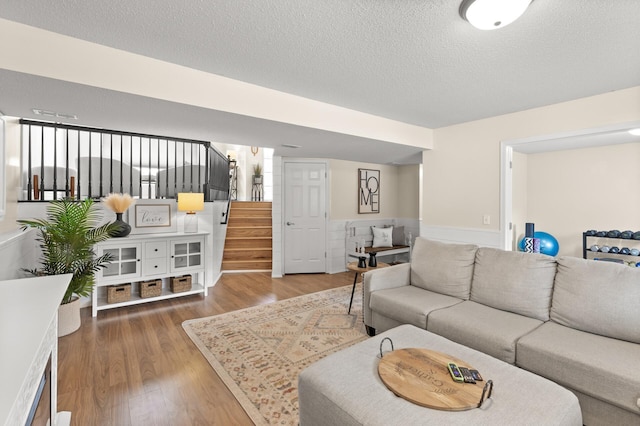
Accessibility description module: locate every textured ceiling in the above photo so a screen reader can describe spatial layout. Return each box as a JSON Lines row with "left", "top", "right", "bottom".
{"left": 1, "top": 0, "right": 639, "bottom": 163}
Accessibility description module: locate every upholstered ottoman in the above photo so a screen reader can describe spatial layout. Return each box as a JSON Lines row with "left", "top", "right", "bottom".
{"left": 298, "top": 325, "right": 581, "bottom": 425}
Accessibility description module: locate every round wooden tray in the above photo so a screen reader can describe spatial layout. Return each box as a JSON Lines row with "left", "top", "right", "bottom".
{"left": 378, "top": 348, "right": 483, "bottom": 411}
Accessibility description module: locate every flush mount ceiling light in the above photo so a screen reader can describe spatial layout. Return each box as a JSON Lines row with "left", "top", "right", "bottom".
{"left": 629, "top": 128, "right": 640, "bottom": 136}
{"left": 460, "top": 0, "right": 533, "bottom": 30}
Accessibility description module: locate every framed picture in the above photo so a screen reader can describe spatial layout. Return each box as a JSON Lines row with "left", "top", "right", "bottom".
{"left": 131, "top": 200, "right": 177, "bottom": 234}
{"left": 358, "top": 168, "right": 380, "bottom": 214}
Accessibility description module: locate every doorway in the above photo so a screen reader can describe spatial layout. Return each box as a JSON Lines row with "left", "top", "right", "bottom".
{"left": 500, "top": 121, "right": 640, "bottom": 251}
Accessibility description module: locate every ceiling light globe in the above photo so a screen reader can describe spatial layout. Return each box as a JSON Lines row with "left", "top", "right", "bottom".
{"left": 461, "top": 0, "right": 532, "bottom": 30}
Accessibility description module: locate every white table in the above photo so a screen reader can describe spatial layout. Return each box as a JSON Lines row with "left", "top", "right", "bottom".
{"left": 1, "top": 274, "right": 71, "bottom": 426}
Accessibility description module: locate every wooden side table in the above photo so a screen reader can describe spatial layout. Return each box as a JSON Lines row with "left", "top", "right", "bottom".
{"left": 346, "top": 261, "right": 390, "bottom": 314}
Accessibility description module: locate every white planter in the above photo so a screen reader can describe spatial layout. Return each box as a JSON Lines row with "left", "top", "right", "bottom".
{"left": 58, "top": 296, "right": 81, "bottom": 337}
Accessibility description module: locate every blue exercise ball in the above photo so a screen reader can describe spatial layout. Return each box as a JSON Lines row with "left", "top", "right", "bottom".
{"left": 518, "top": 231, "right": 560, "bottom": 256}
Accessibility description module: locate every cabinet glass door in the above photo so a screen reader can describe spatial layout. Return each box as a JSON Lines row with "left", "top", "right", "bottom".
{"left": 101, "top": 245, "right": 140, "bottom": 279}
{"left": 102, "top": 248, "right": 121, "bottom": 277}
{"left": 173, "top": 243, "right": 189, "bottom": 269}
{"left": 189, "top": 242, "right": 202, "bottom": 267}
{"left": 172, "top": 239, "right": 203, "bottom": 271}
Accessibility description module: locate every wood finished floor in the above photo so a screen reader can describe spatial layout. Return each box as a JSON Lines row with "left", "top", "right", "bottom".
{"left": 57, "top": 271, "right": 354, "bottom": 425}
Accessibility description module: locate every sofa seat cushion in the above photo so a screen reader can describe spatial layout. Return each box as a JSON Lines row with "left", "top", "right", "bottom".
{"left": 369, "top": 286, "right": 463, "bottom": 330}
{"left": 427, "top": 301, "right": 543, "bottom": 364}
{"left": 410, "top": 238, "right": 478, "bottom": 299}
{"left": 517, "top": 321, "right": 640, "bottom": 415}
{"left": 470, "top": 247, "right": 557, "bottom": 321}
{"left": 552, "top": 256, "right": 640, "bottom": 344}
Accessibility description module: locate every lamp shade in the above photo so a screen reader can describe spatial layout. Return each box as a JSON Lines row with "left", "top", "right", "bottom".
{"left": 460, "top": 0, "right": 532, "bottom": 30}
{"left": 177, "top": 192, "right": 204, "bottom": 213}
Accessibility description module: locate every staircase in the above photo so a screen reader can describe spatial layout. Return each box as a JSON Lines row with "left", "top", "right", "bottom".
{"left": 222, "top": 201, "right": 272, "bottom": 271}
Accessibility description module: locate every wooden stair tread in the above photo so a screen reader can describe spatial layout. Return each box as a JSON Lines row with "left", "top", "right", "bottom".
{"left": 228, "top": 216, "right": 271, "bottom": 219}
{"left": 224, "top": 247, "right": 272, "bottom": 251}
{"left": 226, "top": 226, "right": 272, "bottom": 228}
{"left": 226, "top": 236, "right": 272, "bottom": 240}
{"left": 231, "top": 208, "right": 272, "bottom": 211}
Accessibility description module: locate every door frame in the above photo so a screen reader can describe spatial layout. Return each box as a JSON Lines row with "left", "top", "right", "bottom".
{"left": 280, "top": 158, "right": 330, "bottom": 275}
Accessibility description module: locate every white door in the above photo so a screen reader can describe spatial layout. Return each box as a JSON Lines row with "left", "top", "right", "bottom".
{"left": 284, "top": 162, "right": 327, "bottom": 274}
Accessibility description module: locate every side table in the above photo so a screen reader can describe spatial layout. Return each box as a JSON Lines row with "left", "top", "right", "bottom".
{"left": 346, "top": 261, "right": 389, "bottom": 314}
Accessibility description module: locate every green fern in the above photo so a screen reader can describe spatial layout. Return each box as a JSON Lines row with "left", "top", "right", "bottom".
{"left": 18, "top": 199, "right": 118, "bottom": 304}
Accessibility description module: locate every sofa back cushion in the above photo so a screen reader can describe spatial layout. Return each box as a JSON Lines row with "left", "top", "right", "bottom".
{"left": 470, "top": 248, "right": 557, "bottom": 321}
{"left": 551, "top": 256, "right": 640, "bottom": 344}
{"left": 410, "top": 238, "right": 478, "bottom": 299}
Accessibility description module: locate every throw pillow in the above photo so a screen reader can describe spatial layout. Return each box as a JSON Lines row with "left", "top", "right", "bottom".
{"left": 392, "top": 225, "right": 405, "bottom": 246}
{"left": 372, "top": 226, "right": 393, "bottom": 248}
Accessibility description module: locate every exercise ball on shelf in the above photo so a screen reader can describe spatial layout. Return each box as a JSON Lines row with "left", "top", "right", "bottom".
{"left": 518, "top": 231, "right": 560, "bottom": 256}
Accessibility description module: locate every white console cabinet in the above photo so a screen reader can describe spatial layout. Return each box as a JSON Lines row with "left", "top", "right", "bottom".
{"left": 92, "top": 232, "right": 207, "bottom": 317}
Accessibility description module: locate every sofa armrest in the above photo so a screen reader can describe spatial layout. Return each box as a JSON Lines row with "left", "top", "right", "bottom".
{"left": 362, "top": 263, "right": 411, "bottom": 327}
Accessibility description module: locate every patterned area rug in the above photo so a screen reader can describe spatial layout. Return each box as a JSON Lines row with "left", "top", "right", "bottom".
{"left": 182, "top": 285, "right": 368, "bottom": 425}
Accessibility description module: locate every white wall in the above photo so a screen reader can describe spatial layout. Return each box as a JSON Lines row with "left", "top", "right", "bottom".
{"left": 329, "top": 159, "right": 420, "bottom": 220}
{"left": 398, "top": 164, "right": 421, "bottom": 219}
{"left": 0, "top": 117, "right": 32, "bottom": 282}
{"left": 0, "top": 231, "right": 38, "bottom": 281}
{"left": 510, "top": 151, "right": 528, "bottom": 251}
{"left": 423, "top": 87, "right": 640, "bottom": 250}
{"left": 525, "top": 143, "right": 640, "bottom": 257}
{"left": 0, "top": 118, "right": 22, "bottom": 235}
{"left": 271, "top": 156, "right": 283, "bottom": 277}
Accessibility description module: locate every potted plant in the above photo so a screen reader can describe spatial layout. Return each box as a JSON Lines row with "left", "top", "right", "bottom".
{"left": 18, "top": 198, "right": 118, "bottom": 336}
{"left": 253, "top": 163, "right": 263, "bottom": 184}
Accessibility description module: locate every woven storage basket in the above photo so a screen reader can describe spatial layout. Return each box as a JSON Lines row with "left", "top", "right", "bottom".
{"left": 107, "top": 283, "right": 131, "bottom": 303}
{"left": 139, "top": 279, "right": 162, "bottom": 298}
{"left": 170, "top": 275, "right": 192, "bottom": 293}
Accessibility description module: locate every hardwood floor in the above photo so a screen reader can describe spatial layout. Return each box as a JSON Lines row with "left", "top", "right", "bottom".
{"left": 57, "top": 271, "right": 354, "bottom": 425}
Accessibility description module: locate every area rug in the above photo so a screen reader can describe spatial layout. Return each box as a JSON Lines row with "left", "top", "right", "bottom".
{"left": 182, "top": 285, "right": 368, "bottom": 425}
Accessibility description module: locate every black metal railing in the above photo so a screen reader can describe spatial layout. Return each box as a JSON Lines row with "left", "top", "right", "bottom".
{"left": 20, "top": 120, "right": 229, "bottom": 202}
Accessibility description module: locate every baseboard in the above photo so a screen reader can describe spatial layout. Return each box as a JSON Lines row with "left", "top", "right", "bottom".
{"left": 209, "top": 272, "right": 223, "bottom": 286}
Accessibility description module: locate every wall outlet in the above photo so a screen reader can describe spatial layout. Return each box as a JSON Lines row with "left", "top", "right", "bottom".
{"left": 483, "top": 214, "right": 491, "bottom": 225}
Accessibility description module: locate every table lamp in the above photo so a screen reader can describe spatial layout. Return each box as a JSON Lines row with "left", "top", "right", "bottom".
{"left": 178, "top": 192, "right": 204, "bottom": 233}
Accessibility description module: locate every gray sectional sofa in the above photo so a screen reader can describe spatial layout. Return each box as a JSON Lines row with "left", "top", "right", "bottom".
{"left": 363, "top": 237, "right": 640, "bottom": 425}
